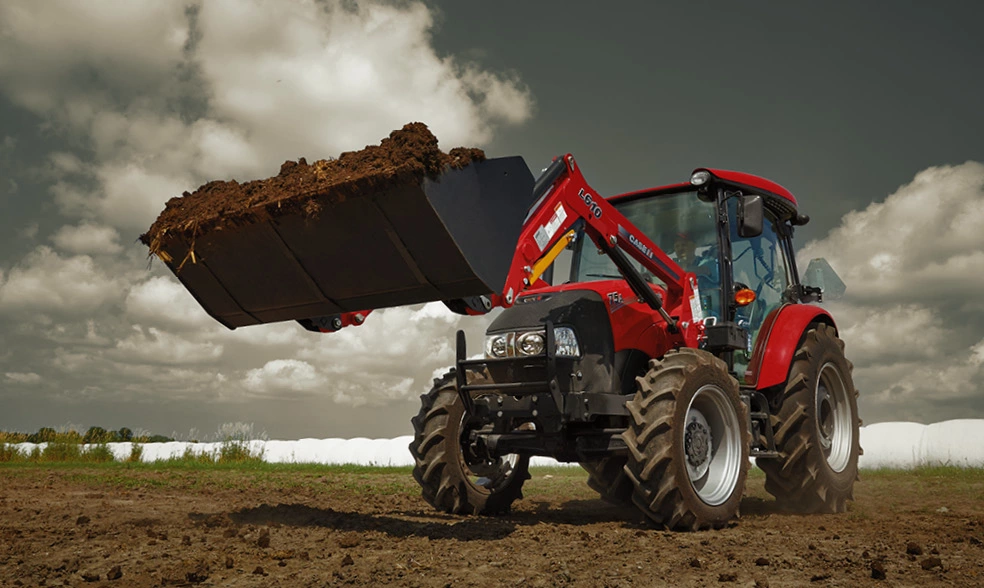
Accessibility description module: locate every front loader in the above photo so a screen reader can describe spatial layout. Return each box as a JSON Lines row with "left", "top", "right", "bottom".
{"left": 155, "top": 150, "right": 859, "bottom": 531}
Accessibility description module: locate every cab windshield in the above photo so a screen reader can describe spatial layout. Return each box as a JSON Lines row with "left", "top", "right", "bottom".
{"left": 573, "top": 191, "right": 718, "bottom": 283}
{"left": 571, "top": 190, "right": 721, "bottom": 313}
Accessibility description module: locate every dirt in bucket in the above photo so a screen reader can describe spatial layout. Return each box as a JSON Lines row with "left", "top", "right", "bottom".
{"left": 140, "top": 122, "right": 485, "bottom": 258}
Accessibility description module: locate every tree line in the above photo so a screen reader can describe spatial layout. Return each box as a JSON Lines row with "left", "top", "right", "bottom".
{"left": 0, "top": 427, "right": 174, "bottom": 444}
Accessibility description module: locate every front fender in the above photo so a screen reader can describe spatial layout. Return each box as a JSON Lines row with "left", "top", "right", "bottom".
{"left": 745, "top": 304, "right": 836, "bottom": 390}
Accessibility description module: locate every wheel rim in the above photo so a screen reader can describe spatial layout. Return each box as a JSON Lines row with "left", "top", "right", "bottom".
{"left": 816, "top": 362, "right": 852, "bottom": 473}
{"left": 458, "top": 412, "right": 521, "bottom": 491}
{"left": 683, "top": 384, "right": 742, "bottom": 506}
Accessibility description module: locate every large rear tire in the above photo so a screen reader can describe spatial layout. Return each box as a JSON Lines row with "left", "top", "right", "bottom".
{"left": 623, "top": 348, "right": 749, "bottom": 530}
{"left": 409, "top": 371, "right": 530, "bottom": 515}
{"left": 758, "top": 323, "right": 860, "bottom": 513}
{"left": 580, "top": 457, "right": 633, "bottom": 505}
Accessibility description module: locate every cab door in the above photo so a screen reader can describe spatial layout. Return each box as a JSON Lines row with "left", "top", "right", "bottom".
{"left": 727, "top": 203, "right": 793, "bottom": 380}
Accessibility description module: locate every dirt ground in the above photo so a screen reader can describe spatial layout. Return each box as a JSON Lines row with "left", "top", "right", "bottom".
{"left": 1, "top": 465, "right": 982, "bottom": 587}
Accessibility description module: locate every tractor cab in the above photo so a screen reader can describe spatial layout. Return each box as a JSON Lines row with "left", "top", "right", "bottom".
{"left": 570, "top": 168, "right": 813, "bottom": 380}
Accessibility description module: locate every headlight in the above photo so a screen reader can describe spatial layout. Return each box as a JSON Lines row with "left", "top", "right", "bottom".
{"left": 517, "top": 332, "right": 545, "bottom": 356}
{"left": 486, "top": 334, "right": 509, "bottom": 358}
{"left": 484, "top": 327, "right": 580, "bottom": 358}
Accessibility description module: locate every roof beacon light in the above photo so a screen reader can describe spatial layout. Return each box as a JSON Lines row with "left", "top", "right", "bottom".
{"left": 690, "top": 170, "right": 712, "bottom": 187}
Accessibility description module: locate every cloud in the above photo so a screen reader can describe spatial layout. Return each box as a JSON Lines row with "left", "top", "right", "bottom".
{"left": 124, "top": 276, "right": 213, "bottom": 330}
{"left": 800, "top": 161, "right": 984, "bottom": 306}
{"left": 5, "top": 372, "right": 41, "bottom": 385}
{"left": 0, "top": 246, "right": 125, "bottom": 314}
{"left": 111, "top": 326, "right": 224, "bottom": 366}
{"left": 194, "top": 0, "right": 533, "bottom": 156}
{"left": 802, "top": 161, "right": 984, "bottom": 422}
{"left": 295, "top": 302, "right": 487, "bottom": 406}
{"left": 833, "top": 304, "right": 946, "bottom": 366}
{"left": 244, "top": 359, "right": 326, "bottom": 395}
{"left": 18, "top": 223, "right": 37, "bottom": 239}
{"left": 95, "top": 162, "right": 194, "bottom": 231}
{"left": 0, "top": 2, "right": 190, "bottom": 112}
{"left": 50, "top": 222, "right": 123, "bottom": 255}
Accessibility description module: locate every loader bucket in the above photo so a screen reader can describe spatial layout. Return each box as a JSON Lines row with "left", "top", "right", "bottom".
{"left": 157, "top": 157, "right": 536, "bottom": 329}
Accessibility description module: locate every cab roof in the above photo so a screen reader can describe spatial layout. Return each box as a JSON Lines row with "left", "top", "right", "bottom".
{"left": 609, "top": 168, "right": 798, "bottom": 209}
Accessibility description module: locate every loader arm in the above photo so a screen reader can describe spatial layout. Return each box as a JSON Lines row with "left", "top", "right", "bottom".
{"left": 494, "top": 154, "right": 700, "bottom": 346}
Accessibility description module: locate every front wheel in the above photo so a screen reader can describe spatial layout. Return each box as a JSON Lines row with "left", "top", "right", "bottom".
{"left": 581, "top": 456, "right": 633, "bottom": 505}
{"left": 409, "top": 371, "right": 530, "bottom": 515}
{"left": 758, "top": 324, "right": 860, "bottom": 513}
{"left": 622, "top": 348, "right": 749, "bottom": 530}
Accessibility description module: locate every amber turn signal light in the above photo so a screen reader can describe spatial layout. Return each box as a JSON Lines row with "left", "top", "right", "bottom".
{"left": 735, "top": 288, "right": 756, "bottom": 307}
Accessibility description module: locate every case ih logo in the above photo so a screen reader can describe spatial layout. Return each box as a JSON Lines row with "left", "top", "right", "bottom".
{"left": 578, "top": 188, "right": 602, "bottom": 219}
{"left": 619, "top": 226, "right": 655, "bottom": 260}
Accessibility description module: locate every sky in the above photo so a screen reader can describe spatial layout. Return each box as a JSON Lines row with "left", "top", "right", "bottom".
{"left": 1, "top": 0, "right": 982, "bottom": 440}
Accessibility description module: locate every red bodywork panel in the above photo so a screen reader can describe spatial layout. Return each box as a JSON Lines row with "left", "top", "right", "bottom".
{"left": 520, "top": 279, "right": 683, "bottom": 358}
{"left": 745, "top": 304, "right": 835, "bottom": 390}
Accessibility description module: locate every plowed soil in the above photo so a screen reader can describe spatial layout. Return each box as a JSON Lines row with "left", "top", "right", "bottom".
{"left": 141, "top": 122, "right": 485, "bottom": 256}
{"left": 1, "top": 466, "right": 982, "bottom": 587}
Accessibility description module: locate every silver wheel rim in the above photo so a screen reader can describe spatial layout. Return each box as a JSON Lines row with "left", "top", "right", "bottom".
{"left": 683, "top": 384, "right": 742, "bottom": 506}
{"left": 472, "top": 453, "right": 520, "bottom": 489}
{"left": 816, "top": 363, "right": 852, "bottom": 473}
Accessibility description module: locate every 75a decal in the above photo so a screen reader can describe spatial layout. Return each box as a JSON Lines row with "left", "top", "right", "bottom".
{"left": 606, "top": 291, "right": 626, "bottom": 312}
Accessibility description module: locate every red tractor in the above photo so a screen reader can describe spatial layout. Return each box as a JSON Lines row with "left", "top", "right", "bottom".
{"left": 159, "top": 152, "right": 859, "bottom": 531}
{"left": 399, "top": 155, "right": 859, "bottom": 530}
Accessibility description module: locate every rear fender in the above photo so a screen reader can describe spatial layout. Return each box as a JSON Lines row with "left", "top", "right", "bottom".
{"left": 745, "top": 304, "right": 836, "bottom": 390}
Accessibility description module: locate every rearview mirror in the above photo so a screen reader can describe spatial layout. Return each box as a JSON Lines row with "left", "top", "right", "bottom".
{"left": 738, "top": 194, "right": 763, "bottom": 238}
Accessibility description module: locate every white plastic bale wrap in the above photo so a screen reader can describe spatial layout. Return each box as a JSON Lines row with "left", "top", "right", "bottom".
{"left": 858, "top": 420, "right": 984, "bottom": 469}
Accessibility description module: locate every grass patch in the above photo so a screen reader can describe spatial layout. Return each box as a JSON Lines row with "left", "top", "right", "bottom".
{"left": 42, "top": 442, "right": 83, "bottom": 462}
{"left": 0, "top": 443, "right": 23, "bottom": 462}
{"left": 0, "top": 442, "right": 121, "bottom": 463}
{"left": 217, "top": 440, "right": 264, "bottom": 464}
{"left": 861, "top": 465, "right": 984, "bottom": 480}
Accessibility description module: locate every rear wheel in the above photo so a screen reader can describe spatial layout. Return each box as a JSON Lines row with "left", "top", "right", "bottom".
{"left": 759, "top": 324, "right": 859, "bottom": 513}
{"left": 409, "top": 371, "right": 530, "bottom": 515}
{"left": 622, "top": 348, "right": 749, "bottom": 530}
